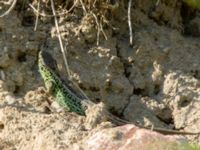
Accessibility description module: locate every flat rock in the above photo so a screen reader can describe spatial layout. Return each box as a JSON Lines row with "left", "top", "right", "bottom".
{"left": 84, "top": 124, "right": 187, "bottom": 150}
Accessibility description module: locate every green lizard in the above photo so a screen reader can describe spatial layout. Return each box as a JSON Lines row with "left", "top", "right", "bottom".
{"left": 38, "top": 50, "right": 200, "bottom": 135}
{"left": 38, "top": 50, "right": 89, "bottom": 115}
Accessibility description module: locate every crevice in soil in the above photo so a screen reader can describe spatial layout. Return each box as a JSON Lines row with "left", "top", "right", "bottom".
{"left": 181, "top": 3, "right": 199, "bottom": 36}
{"left": 115, "top": 41, "right": 133, "bottom": 116}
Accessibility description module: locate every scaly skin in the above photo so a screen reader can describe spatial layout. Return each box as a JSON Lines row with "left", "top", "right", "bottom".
{"left": 38, "top": 50, "right": 86, "bottom": 115}
{"left": 38, "top": 50, "right": 200, "bottom": 135}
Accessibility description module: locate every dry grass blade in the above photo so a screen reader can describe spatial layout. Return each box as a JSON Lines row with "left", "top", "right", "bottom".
{"left": 0, "top": 0, "right": 17, "bottom": 17}
{"left": 79, "top": 0, "right": 87, "bottom": 14}
{"left": 92, "top": 13, "right": 100, "bottom": 45}
{"left": 92, "top": 12, "right": 108, "bottom": 45}
{"left": 34, "top": 0, "right": 40, "bottom": 31}
{"left": 156, "top": 0, "right": 160, "bottom": 6}
{"left": 50, "top": 0, "right": 70, "bottom": 77}
{"left": 128, "top": 0, "right": 133, "bottom": 46}
{"left": 29, "top": 0, "right": 78, "bottom": 17}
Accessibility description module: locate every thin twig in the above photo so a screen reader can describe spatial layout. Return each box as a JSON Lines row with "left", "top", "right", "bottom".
{"left": 29, "top": 4, "right": 51, "bottom": 17}
{"left": 128, "top": 0, "right": 133, "bottom": 46}
{"left": 92, "top": 13, "right": 108, "bottom": 45}
{"left": 93, "top": 0, "right": 97, "bottom": 8}
{"left": 100, "top": 18, "right": 107, "bottom": 40}
{"left": 34, "top": 0, "right": 40, "bottom": 31}
{"left": 156, "top": 0, "right": 160, "bottom": 6}
{"left": 50, "top": 0, "right": 70, "bottom": 77}
{"left": 50, "top": 0, "right": 91, "bottom": 101}
{"left": 92, "top": 13, "right": 100, "bottom": 45}
{"left": 79, "top": 0, "right": 87, "bottom": 14}
{"left": 29, "top": 0, "right": 78, "bottom": 17}
{"left": 0, "top": 0, "right": 17, "bottom": 17}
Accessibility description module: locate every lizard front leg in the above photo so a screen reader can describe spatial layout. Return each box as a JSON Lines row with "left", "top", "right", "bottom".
{"left": 45, "top": 80, "right": 54, "bottom": 94}
{"left": 45, "top": 80, "right": 69, "bottom": 113}
{"left": 43, "top": 80, "right": 56, "bottom": 111}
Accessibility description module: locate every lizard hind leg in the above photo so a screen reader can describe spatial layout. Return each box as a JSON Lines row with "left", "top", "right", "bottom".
{"left": 85, "top": 102, "right": 112, "bottom": 129}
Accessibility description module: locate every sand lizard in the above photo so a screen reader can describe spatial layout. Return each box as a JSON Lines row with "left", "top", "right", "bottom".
{"left": 38, "top": 50, "right": 200, "bottom": 135}
{"left": 38, "top": 50, "right": 90, "bottom": 115}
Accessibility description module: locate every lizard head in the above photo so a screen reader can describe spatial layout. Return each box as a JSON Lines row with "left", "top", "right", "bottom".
{"left": 38, "top": 50, "right": 59, "bottom": 83}
{"left": 38, "top": 50, "right": 58, "bottom": 71}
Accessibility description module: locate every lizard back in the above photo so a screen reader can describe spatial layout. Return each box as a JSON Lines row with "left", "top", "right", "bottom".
{"left": 38, "top": 50, "right": 87, "bottom": 115}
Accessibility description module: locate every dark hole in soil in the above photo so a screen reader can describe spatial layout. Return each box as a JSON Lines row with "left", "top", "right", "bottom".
{"left": 154, "top": 84, "right": 160, "bottom": 95}
{"left": 0, "top": 123, "right": 4, "bottom": 130}
{"left": 14, "top": 85, "right": 20, "bottom": 94}
{"left": 17, "top": 52, "right": 27, "bottom": 62}
{"left": 178, "top": 98, "right": 191, "bottom": 107}
{"left": 133, "top": 88, "right": 144, "bottom": 95}
{"left": 22, "top": 15, "right": 35, "bottom": 27}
